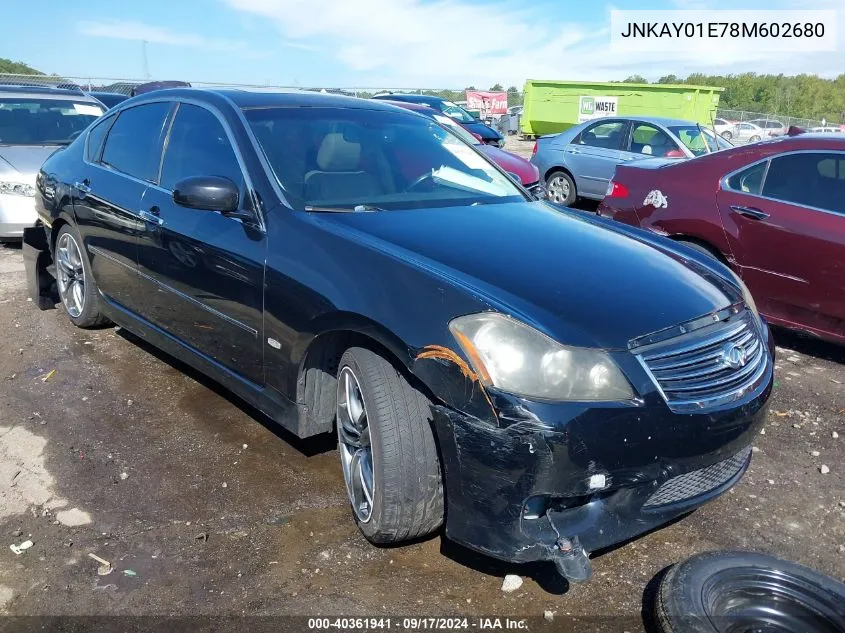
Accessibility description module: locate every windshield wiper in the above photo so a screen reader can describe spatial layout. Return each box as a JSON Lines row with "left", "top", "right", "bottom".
{"left": 304, "top": 204, "right": 386, "bottom": 213}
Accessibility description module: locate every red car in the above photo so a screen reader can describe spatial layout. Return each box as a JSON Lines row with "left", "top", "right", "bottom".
{"left": 598, "top": 132, "right": 845, "bottom": 345}
{"left": 382, "top": 100, "right": 541, "bottom": 195}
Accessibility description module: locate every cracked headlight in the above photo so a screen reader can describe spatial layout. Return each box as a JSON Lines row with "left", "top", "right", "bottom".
{"left": 0, "top": 181, "right": 36, "bottom": 197}
{"left": 449, "top": 313, "right": 633, "bottom": 401}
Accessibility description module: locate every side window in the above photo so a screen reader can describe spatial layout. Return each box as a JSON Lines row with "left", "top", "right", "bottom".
{"left": 628, "top": 123, "right": 680, "bottom": 156}
{"left": 86, "top": 114, "right": 114, "bottom": 162}
{"left": 577, "top": 121, "right": 626, "bottom": 150}
{"left": 159, "top": 104, "right": 243, "bottom": 192}
{"left": 762, "top": 152, "right": 845, "bottom": 214}
{"left": 725, "top": 161, "right": 767, "bottom": 195}
{"left": 100, "top": 103, "right": 171, "bottom": 181}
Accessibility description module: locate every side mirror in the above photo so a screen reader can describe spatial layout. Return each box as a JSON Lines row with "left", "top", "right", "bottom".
{"left": 173, "top": 176, "right": 239, "bottom": 213}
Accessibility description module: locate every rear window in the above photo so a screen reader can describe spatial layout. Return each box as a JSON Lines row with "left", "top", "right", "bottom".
{"left": 100, "top": 102, "right": 171, "bottom": 182}
{"left": 0, "top": 97, "right": 104, "bottom": 145}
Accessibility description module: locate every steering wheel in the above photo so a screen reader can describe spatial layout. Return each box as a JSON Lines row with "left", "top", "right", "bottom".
{"left": 406, "top": 171, "right": 435, "bottom": 192}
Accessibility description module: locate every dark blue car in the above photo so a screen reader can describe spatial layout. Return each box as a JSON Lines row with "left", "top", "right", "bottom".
{"left": 372, "top": 93, "right": 504, "bottom": 147}
{"left": 27, "top": 89, "right": 773, "bottom": 583}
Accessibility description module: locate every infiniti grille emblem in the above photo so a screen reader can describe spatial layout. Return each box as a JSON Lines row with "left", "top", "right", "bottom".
{"left": 721, "top": 343, "right": 748, "bottom": 370}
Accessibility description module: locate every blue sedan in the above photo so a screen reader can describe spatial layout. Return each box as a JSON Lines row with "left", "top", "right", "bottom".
{"left": 530, "top": 116, "right": 731, "bottom": 206}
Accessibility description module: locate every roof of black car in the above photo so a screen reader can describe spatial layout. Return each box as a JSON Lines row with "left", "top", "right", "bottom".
{"left": 141, "top": 87, "right": 407, "bottom": 112}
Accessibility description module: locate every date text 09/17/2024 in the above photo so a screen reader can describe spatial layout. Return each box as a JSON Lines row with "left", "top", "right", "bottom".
{"left": 307, "top": 618, "right": 529, "bottom": 630}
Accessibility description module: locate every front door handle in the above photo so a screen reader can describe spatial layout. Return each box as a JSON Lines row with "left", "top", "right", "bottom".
{"left": 566, "top": 148, "right": 580, "bottom": 154}
{"left": 73, "top": 180, "right": 91, "bottom": 196}
{"left": 138, "top": 207, "right": 164, "bottom": 227}
{"left": 730, "top": 205, "right": 770, "bottom": 220}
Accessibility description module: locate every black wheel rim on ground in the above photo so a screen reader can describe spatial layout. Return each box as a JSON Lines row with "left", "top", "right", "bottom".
{"left": 701, "top": 567, "right": 845, "bottom": 633}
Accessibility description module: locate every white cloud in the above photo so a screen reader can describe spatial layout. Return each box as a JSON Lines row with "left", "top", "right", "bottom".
{"left": 77, "top": 19, "right": 278, "bottom": 59}
{"left": 223, "top": 0, "right": 844, "bottom": 86}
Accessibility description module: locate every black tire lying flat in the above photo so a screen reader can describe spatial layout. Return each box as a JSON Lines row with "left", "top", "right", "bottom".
{"left": 336, "top": 347, "right": 444, "bottom": 544}
{"left": 656, "top": 551, "right": 845, "bottom": 633}
{"left": 54, "top": 224, "right": 109, "bottom": 328}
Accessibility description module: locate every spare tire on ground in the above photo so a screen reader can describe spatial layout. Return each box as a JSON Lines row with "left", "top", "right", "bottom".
{"left": 655, "top": 551, "right": 845, "bottom": 633}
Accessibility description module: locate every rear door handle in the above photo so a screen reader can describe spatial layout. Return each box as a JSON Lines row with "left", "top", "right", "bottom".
{"left": 138, "top": 207, "right": 164, "bottom": 227}
{"left": 730, "top": 205, "right": 769, "bottom": 220}
{"left": 566, "top": 148, "right": 580, "bottom": 154}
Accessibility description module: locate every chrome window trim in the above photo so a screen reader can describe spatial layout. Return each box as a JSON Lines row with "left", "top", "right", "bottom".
{"left": 89, "top": 245, "right": 258, "bottom": 337}
{"left": 719, "top": 148, "right": 845, "bottom": 218}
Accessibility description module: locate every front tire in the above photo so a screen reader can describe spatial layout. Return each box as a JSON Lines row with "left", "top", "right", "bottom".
{"left": 721, "top": 131, "right": 732, "bottom": 141}
{"left": 336, "top": 347, "right": 444, "bottom": 544}
{"left": 54, "top": 224, "right": 109, "bottom": 328}
{"left": 749, "top": 134, "right": 762, "bottom": 142}
{"left": 546, "top": 170, "right": 576, "bottom": 206}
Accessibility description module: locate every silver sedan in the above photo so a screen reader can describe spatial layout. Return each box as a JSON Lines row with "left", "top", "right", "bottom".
{"left": 531, "top": 115, "right": 731, "bottom": 207}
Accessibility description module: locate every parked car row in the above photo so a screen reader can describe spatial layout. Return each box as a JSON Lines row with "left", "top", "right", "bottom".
{"left": 21, "top": 86, "right": 775, "bottom": 586}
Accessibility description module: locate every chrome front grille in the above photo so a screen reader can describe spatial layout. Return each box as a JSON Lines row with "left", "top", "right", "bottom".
{"left": 643, "top": 447, "right": 752, "bottom": 508}
{"left": 637, "top": 310, "right": 769, "bottom": 412}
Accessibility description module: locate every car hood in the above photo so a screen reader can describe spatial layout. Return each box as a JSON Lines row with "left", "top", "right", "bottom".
{"left": 463, "top": 121, "right": 501, "bottom": 140}
{"left": 0, "top": 145, "right": 61, "bottom": 180}
{"left": 477, "top": 145, "right": 539, "bottom": 184}
{"left": 320, "top": 202, "right": 741, "bottom": 349}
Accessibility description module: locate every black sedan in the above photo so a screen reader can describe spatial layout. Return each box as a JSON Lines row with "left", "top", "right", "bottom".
{"left": 28, "top": 88, "right": 773, "bottom": 582}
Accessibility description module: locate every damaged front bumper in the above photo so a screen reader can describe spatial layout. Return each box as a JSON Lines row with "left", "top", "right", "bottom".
{"left": 430, "top": 328, "right": 774, "bottom": 580}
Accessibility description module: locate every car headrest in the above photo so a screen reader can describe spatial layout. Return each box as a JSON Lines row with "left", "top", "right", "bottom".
{"left": 316, "top": 133, "right": 361, "bottom": 172}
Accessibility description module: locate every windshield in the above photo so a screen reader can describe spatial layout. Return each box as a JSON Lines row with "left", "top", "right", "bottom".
{"left": 439, "top": 101, "right": 476, "bottom": 124}
{"left": 432, "top": 114, "right": 481, "bottom": 146}
{"left": 245, "top": 107, "right": 524, "bottom": 211}
{"left": 0, "top": 98, "right": 104, "bottom": 145}
{"left": 669, "top": 125, "right": 731, "bottom": 156}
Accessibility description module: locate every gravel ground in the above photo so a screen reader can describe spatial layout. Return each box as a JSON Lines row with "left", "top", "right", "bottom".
{"left": 0, "top": 242, "right": 843, "bottom": 629}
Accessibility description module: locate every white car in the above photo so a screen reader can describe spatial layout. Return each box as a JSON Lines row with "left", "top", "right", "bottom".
{"left": 809, "top": 126, "right": 842, "bottom": 133}
{"left": 729, "top": 122, "right": 766, "bottom": 143}
{"left": 713, "top": 117, "right": 734, "bottom": 139}
{"left": 748, "top": 119, "right": 787, "bottom": 137}
{"left": 0, "top": 85, "right": 104, "bottom": 240}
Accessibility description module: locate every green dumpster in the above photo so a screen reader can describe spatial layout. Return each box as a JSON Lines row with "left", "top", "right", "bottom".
{"left": 520, "top": 80, "right": 724, "bottom": 137}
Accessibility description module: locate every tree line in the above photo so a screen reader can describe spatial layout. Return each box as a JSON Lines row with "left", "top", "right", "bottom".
{"left": 622, "top": 73, "right": 845, "bottom": 123}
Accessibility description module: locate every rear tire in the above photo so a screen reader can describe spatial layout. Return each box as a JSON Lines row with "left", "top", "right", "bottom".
{"left": 655, "top": 551, "right": 845, "bottom": 633}
{"left": 336, "top": 347, "right": 444, "bottom": 544}
{"left": 54, "top": 224, "right": 109, "bottom": 328}
{"left": 720, "top": 131, "right": 732, "bottom": 141}
{"left": 546, "top": 170, "right": 576, "bottom": 206}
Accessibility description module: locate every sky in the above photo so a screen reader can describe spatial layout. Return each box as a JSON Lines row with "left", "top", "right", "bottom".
{"left": 1, "top": 0, "right": 841, "bottom": 89}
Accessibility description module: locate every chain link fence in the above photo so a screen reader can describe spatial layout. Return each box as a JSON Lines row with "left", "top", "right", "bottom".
{"left": 716, "top": 108, "right": 839, "bottom": 131}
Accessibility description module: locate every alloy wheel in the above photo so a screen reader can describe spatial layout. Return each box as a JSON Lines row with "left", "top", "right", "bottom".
{"left": 547, "top": 174, "right": 570, "bottom": 204}
{"left": 56, "top": 232, "right": 85, "bottom": 318}
{"left": 337, "top": 366, "right": 375, "bottom": 523}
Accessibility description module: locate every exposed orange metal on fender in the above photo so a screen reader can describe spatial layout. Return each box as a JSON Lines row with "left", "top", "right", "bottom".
{"left": 415, "top": 345, "right": 496, "bottom": 413}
